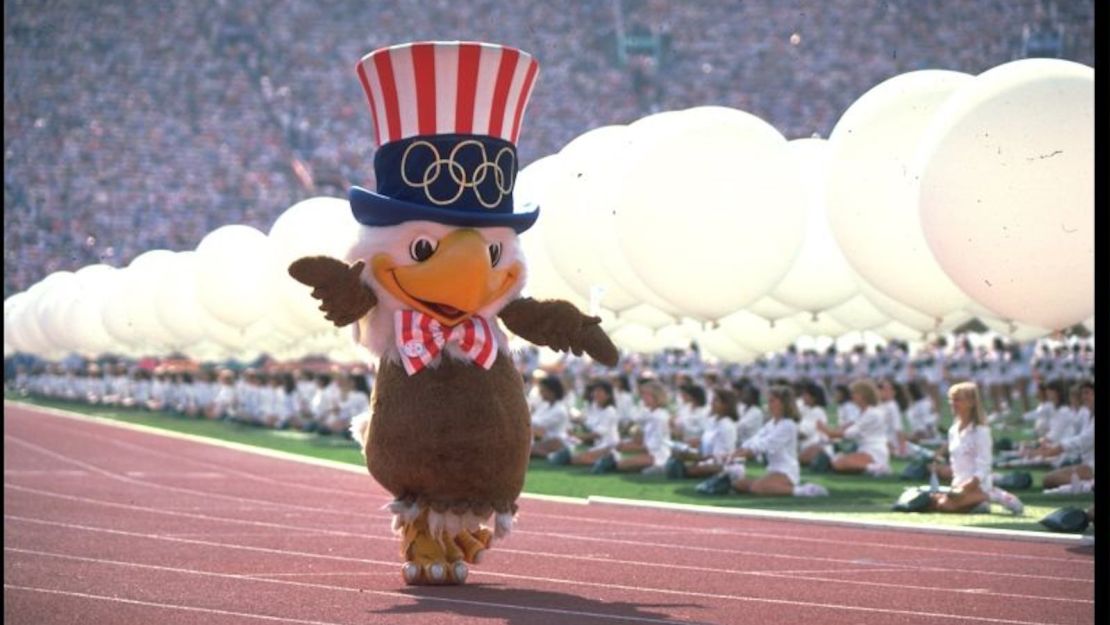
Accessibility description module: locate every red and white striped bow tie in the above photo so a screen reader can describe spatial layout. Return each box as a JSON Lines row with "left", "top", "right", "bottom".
{"left": 394, "top": 309, "right": 498, "bottom": 376}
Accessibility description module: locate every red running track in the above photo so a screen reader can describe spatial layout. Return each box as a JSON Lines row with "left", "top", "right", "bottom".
{"left": 3, "top": 401, "right": 1094, "bottom": 625}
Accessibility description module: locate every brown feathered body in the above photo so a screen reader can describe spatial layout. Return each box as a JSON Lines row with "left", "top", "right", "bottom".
{"left": 366, "top": 351, "right": 531, "bottom": 517}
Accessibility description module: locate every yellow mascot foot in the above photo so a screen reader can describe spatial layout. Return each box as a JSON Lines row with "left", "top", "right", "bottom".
{"left": 454, "top": 529, "right": 489, "bottom": 564}
{"left": 399, "top": 512, "right": 467, "bottom": 585}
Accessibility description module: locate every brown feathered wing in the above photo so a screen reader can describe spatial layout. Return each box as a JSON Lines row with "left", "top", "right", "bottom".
{"left": 498, "top": 297, "right": 619, "bottom": 366}
{"left": 288, "top": 256, "right": 377, "bottom": 327}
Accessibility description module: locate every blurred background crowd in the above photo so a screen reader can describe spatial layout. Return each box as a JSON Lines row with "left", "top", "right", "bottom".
{"left": 4, "top": 0, "right": 1094, "bottom": 298}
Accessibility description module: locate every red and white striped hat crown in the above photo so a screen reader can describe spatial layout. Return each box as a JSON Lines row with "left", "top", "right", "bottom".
{"left": 356, "top": 41, "right": 540, "bottom": 147}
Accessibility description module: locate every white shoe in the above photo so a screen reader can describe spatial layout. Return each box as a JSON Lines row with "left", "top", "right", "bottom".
{"left": 640, "top": 465, "right": 666, "bottom": 476}
{"left": 793, "top": 482, "right": 829, "bottom": 497}
{"left": 992, "top": 490, "right": 1025, "bottom": 515}
{"left": 865, "top": 462, "right": 891, "bottom": 477}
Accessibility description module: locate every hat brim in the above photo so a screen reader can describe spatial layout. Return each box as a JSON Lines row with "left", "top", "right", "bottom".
{"left": 350, "top": 186, "right": 539, "bottom": 234}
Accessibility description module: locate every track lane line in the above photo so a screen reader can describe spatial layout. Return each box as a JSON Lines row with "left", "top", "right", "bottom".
{"left": 4, "top": 545, "right": 1077, "bottom": 625}
{"left": 6, "top": 403, "right": 1088, "bottom": 561}
{"left": 5, "top": 482, "right": 1092, "bottom": 586}
{"left": 5, "top": 513, "right": 1092, "bottom": 606}
{"left": 3, "top": 584, "right": 353, "bottom": 625}
{"left": 6, "top": 484, "right": 1091, "bottom": 587}
{"left": 3, "top": 549, "right": 688, "bottom": 625}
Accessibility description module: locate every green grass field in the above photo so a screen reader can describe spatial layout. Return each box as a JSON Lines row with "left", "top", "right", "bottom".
{"left": 6, "top": 393, "right": 1093, "bottom": 534}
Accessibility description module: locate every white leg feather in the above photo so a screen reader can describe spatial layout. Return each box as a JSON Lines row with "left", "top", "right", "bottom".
{"left": 494, "top": 511, "right": 515, "bottom": 539}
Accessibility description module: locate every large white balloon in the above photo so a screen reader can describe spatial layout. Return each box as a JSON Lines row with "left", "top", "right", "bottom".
{"left": 772, "top": 139, "right": 857, "bottom": 312}
{"left": 610, "top": 323, "right": 666, "bottom": 354}
{"left": 718, "top": 310, "right": 803, "bottom": 355}
{"left": 5, "top": 292, "right": 36, "bottom": 354}
{"left": 154, "top": 252, "right": 208, "bottom": 348}
{"left": 655, "top": 320, "right": 703, "bottom": 350}
{"left": 792, "top": 311, "right": 851, "bottom": 339}
{"left": 269, "top": 197, "right": 360, "bottom": 333}
{"left": 747, "top": 296, "right": 797, "bottom": 322}
{"left": 614, "top": 106, "right": 807, "bottom": 321}
{"left": 826, "top": 294, "right": 887, "bottom": 332}
{"left": 586, "top": 124, "right": 686, "bottom": 316}
{"left": 826, "top": 70, "right": 976, "bottom": 318}
{"left": 875, "top": 320, "right": 925, "bottom": 342}
{"left": 34, "top": 271, "right": 80, "bottom": 353}
{"left": 856, "top": 278, "right": 945, "bottom": 333}
{"left": 18, "top": 274, "right": 74, "bottom": 356}
{"left": 516, "top": 157, "right": 591, "bottom": 309}
{"left": 979, "top": 316, "right": 1052, "bottom": 343}
{"left": 695, "top": 328, "right": 758, "bottom": 363}
{"left": 196, "top": 225, "right": 277, "bottom": 330}
{"left": 541, "top": 127, "right": 640, "bottom": 312}
{"left": 615, "top": 304, "right": 678, "bottom": 331}
{"left": 915, "top": 59, "right": 1094, "bottom": 330}
{"left": 183, "top": 340, "right": 228, "bottom": 364}
{"left": 102, "top": 250, "right": 178, "bottom": 354}
{"left": 62, "top": 265, "right": 121, "bottom": 356}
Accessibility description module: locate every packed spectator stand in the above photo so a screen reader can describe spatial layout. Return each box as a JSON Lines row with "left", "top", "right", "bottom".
{"left": 3, "top": 0, "right": 1094, "bottom": 298}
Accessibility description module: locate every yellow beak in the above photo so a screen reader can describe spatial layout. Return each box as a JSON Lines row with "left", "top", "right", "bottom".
{"left": 371, "top": 229, "right": 521, "bottom": 327}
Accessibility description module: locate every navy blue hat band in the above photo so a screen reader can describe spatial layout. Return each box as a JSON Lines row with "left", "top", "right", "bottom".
{"left": 376, "top": 134, "right": 517, "bottom": 215}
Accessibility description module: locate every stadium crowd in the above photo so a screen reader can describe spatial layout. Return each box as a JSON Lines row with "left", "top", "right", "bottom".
{"left": 4, "top": 0, "right": 1094, "bottom": 298}
{"left": 9, "top": 332, "right": 1094, "bottom": 511}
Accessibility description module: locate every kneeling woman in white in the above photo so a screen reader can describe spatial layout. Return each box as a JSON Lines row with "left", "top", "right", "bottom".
{"left": 730, "top": 385, "right": 800, "bottom": 496}
{"left": 818, "top": 379, "right": 890, "bottom": 475}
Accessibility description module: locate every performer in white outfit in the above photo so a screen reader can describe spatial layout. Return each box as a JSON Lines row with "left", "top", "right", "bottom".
{"left": 530, "top": 376, "right": 572, "bottom": 458}
{"left": 260, "top": 373, "right": 296, "bottom": 429}
{"left": 832, "top": 384, "right": 860, "bottom": 429}
{"left": 205, "top": 369, "right": 238, "bottom": 420}
{"left": 797, "top": 381, "right": 833, "bottom": 465}
{"left": 321, "top": 372, "right": 371, "bottom": 435}
{"left": 928, "top": 381, "right": 1024, "bottom": 514}
{"left": 554, "top": 381, "right": 621, "bottom": 466}
{"left": 1027, "top": 379, "right": 1095, "bottom": 489}
{"left": 734, "top": 385, "right": 765, "bottom": 445}
{"left": 904, "top": 381, "right": 939, "bottom": 442}
{"left": 878, "top": 378, "right": 910, "bottom": 458}
{"left": 672, "top": 384, "right": 709, "bottom": 446}
{"left": 598, "top": 381, "right": 674, "bottom": 474}
{"left": 673, "top": 388, "right": 740, "bottom": 479}
{"left": 730, "top": 385, "right": 801, "bottom": 496}
{"left": 818, "top": 379, "right": 891, "bottom": 476}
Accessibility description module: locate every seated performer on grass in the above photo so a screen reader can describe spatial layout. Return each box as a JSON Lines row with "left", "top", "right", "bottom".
{"left": 1023, "top": 379, "right": 1094, "bottom": 490}
{"left": 548, "top": 380, "right": 620, "bottom": 466}
{"left": 728, "top": 385, "right": 802, "bottom": 496}
{"left": 667, "top": 388, "right": 740, "bottom": 479}
{"left": 796, "top": 380, "right": 832, "bottom": 466}
{"left": 734, "top": 383, "right": 765, "bottom": 444}
{"left": 672, "top": 383, "right": 710, "bottom": 447}
{"left": 904, "top": 380, "right": 940, "bottom": 442}
{"left": 816, "top": 379, "right": 891, "bottom": 476}
{"left": 927, "top": 381, "right": 1024, "bottom": 514}
{"left": 529, "top": 375, "right": 572, "bottom": 459}
{"left": 816, "top": 379, "right": 892, "bottom": 477}
{"left": 591, "top": 380, "right": 674, "bottom": 475}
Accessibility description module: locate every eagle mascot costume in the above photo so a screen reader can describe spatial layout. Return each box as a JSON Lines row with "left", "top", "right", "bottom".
{"left": 289, "top": 41, "right": 619, "bottom": 586}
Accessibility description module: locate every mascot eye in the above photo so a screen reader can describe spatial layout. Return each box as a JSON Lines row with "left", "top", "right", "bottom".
{"left": 489, "top": 242, "right": 502, "bottom": 267}
{"left": 409, "top": 237, "right": 437, "bottom": 262}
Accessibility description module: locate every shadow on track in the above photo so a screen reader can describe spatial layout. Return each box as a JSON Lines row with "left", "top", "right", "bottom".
{"left": 369, "top": 582, "right": 707, "bottom": 624}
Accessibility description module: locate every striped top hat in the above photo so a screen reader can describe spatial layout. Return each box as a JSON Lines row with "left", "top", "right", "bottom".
{"left": 350, "top": 41, "right": 540, "bottom": 233}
